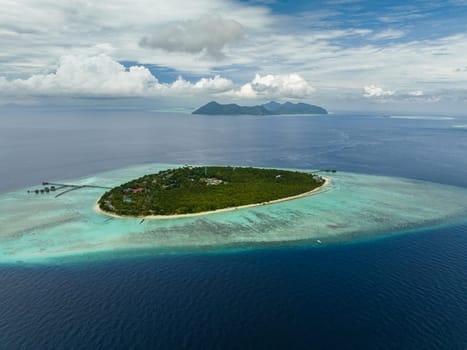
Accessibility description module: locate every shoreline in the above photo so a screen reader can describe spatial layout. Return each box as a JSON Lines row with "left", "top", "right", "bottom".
{"left": 4, "top": 167, "right": 467, "bottom": 263}
{"left": 95, "top": 177, "right": 330, "bottom": 220}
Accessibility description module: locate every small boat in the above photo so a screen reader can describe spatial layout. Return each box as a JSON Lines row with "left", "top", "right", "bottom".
{"left": 316, "top": 240, "right": 322, "bottom": 244}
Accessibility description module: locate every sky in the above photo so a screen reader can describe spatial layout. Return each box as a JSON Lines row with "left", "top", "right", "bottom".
{"left": 1, "top": 0, "right": 467, "bottom": 114}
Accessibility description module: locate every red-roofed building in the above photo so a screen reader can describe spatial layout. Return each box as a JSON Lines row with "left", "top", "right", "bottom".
{"left": 133, "top": 188, "right": 144, "bottom": 193}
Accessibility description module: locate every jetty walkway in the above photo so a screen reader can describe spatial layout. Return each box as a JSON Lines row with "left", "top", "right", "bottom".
{"left": 28, "top": 182, "right": 112, "bottom": 197}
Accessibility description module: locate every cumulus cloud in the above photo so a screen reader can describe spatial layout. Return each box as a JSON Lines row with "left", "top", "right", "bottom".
{"left": 363, "top": 85, "right": 395, "bottom": 98}
{"left": 0, "top": 56, "right": 316, "bottom": 103}
{"left": 165, "top": 75, "right": 234, "bottom": 93}
{"left": 0, "top": 54, "right": 158, "bottom": 97}
{"left": 409, "top": 90, "right": 424, "bottom": 96}
{"left": 0, "top": 54, "right": 234, "bottom": 98}
{"left": 234, "top": 73, "right": 315, "bottom": 98}
{"left": 139, "top": 14, "right": 245, "bottom": 59}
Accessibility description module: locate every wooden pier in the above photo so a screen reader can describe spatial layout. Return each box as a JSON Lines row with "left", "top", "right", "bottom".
{"left": 28, "top": 182, "right": 112, "bottom": 197}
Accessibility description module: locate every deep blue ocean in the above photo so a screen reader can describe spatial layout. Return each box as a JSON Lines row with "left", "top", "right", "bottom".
{"left": 0, "top": 110, "right": 466, "bottom": 349}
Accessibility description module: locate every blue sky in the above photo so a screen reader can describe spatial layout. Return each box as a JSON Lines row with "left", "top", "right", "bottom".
{"left": 1, "top": 0, "right": 467, "bottom": 113}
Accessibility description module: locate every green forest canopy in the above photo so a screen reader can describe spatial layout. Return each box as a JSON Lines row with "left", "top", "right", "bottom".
{"left": 98, "top": 166, "right": 324, "bottom": 216}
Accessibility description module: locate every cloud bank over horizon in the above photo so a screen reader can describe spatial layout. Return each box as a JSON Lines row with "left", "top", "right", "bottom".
{"left": 0, "top": 54, "right": 314, "bottom": 103}
{"left": 2, "top": 0, "right": 467, "bottom": 113}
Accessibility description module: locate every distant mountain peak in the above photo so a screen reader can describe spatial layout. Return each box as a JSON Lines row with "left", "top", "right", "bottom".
{"left": 263, "top": 101, "right": 281, "bottom": 111}
{"left": 192, "top": 101, "right": 327, "bottom": 115}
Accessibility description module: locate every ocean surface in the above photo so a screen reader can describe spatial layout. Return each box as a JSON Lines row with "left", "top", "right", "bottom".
{"left": 0, "top": 109, "right": 466, "bottom": 349}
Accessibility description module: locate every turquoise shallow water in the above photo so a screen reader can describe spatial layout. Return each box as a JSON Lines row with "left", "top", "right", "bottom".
{"left": 1, "top": 112, "right": 467, "bottom": 349}
{"left": 1, "top": 163, "right": 466, "bottom": 264}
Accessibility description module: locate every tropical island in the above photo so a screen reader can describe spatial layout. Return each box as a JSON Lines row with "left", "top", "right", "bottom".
{"left": 97, "top": 166, "right": 327, "bottom": 218}
{"left": 192, "top": 101, "right": 328, "bottom": 115}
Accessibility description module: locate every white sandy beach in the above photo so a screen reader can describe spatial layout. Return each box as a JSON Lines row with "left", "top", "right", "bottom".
{"left": 95, "top": 177, "right": 330, "bottom": 220}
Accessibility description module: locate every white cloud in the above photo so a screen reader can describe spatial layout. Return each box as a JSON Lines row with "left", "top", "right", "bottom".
{"left": 0, "top": 0, "right": 271, "bottom": 76}
{"left": 0, "top": 54, "right": 234, "bottom": 98}
{"left": 363, "top": 85, "right": 395, "bottom": 98}
{"left": 193, "top": 76, "right": 234, "bottom": 91}
{"left": 0, "top": 55, "right": 157, "bottom": 97}
{"left": 140, "top": 14, "right": 245, "bottom": 59}
{"left": 234, "top": 73, "right": 315, "bottom": 98}
{"left": 165, "top": 75, "right": 234, "bottom": 93}
{"left": 0, "top": 56, "right": 317, "bottom": 103}
{"left": 371, "top": 29, "right": 406, "bottom": 40}
{"left": 360, "top": 87, "right": 441, "bottom": 104}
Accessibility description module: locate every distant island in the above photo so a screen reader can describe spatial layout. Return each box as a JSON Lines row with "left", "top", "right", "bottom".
{"left": 98, "top": 166, "right": 327, "bottom": 218}
{"left": 192, "top": 101, "right": 328, "bottom": 115}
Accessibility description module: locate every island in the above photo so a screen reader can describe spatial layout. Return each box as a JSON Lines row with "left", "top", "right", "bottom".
{"left": 97, "top": 166, "right": 327, "bottom": 218}
{"left": 4, "top": 162, "right": 467, "bottom": 263}
{"left": 192, "top": 101, "right": 328, "bottom": 115}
